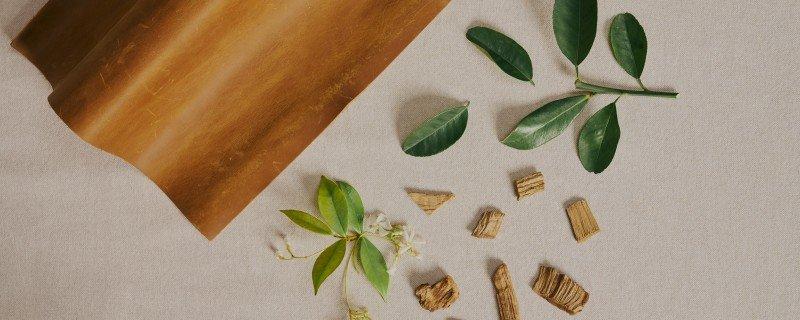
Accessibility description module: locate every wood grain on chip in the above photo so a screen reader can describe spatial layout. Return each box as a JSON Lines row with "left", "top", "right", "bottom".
{"left": 566, "top": 199, "right": 600, "bottom": 243}
{"left": 514, "top": 171, "right": 544, "bottom": 200}
{"left": 532, "top": 265, "right": 589, "bottom": 315}
{"left": 408, "top": 191, "right": 454, "bottom": 215}
{"left": 414, "top": 275, "right": 460, "bottom": 311}
{"left": 493, "top": 264, "right": 520, "bottom": 320}
{"left": 472, "top": 210, "right": 504, "bottom": 239}
{"left": 12, "top": 0, "right": 450, "bottom": 239}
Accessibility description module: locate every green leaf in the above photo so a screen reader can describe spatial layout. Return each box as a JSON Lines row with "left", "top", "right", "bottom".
{"left": 610, "top": 13, "right": 647, "bottom": 80}
{"left": 502, "top": 95, "right": 591, "bottom": 150}
{"left": 317, "top": 176, "right": 350, "bottom": 236}
{"left": 553, "top": 0, "right": 598, "bottom": 67}
{"left": 312, "top": 239, "right": 347, "bottom": 294}
{"left": 402, "top": 103, "right": 469, "bottom": 157}
{"left": 578, "top": 101, "right": 620, "bottom": 174}
{"left": 357, "top": 237, "right": 390, "bottom": 300}
{"left": 337, "top": 181, "right": 364, "bottom": 233}
{"left": 280, "top": 210, "right": 332, "bottom": 235}
{"left": 466, "top": 26, "right": 534, "bottom": 83}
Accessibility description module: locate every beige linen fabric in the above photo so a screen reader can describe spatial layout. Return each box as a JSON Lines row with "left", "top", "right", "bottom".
{"left": 1, "top": 0, "right": 798, "bottom": 319}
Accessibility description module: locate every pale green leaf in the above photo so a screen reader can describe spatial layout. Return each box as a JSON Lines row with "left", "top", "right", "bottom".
{"left": 317, "top": 176, "right": 350, "bottom": 235}
{"left": 312, "top": 239, "right": 347, "bottom": 294}
{"left": 357, "top": 237, "right": 390, "bottom": 300}
{"left": 338, "top": 181, "right": 364, "bottom": 233}
{"left": 280, "top": 210, "right": 332, "bottom": 235}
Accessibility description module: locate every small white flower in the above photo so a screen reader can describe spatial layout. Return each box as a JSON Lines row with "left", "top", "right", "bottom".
{"left": 364, "top": 212, "right": 391, "bottom": 236}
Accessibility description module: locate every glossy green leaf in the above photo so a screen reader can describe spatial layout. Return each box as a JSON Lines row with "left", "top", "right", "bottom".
{"left": 317, "top": 176, "right": 350, "bottom": 236}
{"left": 553, "top": 0, "right": 598, "bottom": 67}
{"left": 578, "top": 101, "right": 620, "bottom": 174}
{"left": 610, "top": 13, "right": 648, "bottom": 80}
{"left": 402, "top": 103, "right": 469, "bottom": 157}
{"left": 466, "top": 26, "right": 534, "bottom": 83}
{"left": 502, "top": 95, "right": 591, "bottom": 150}
{"left": 311, "top": 239, "right": 347, "bottom": 294}
{"left": 337, "top": 181, "right": 364, "bottom": 233}
{"left": 280, "top": 210, "right": 332, "bottom": 235}
{"left": 357, "top": 237, "right": 390, "bottom": 300}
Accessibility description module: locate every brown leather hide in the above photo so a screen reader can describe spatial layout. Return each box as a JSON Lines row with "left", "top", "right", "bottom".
{"left": 12, "top": 0, "right": 450, "bottom": 240}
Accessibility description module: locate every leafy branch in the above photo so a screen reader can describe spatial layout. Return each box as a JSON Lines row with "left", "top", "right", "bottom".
{"left": 465, "top": 0, "right": 678, "bottom": 173}
{"left": 276, "top": 176, "right": 422, "bottom": 319}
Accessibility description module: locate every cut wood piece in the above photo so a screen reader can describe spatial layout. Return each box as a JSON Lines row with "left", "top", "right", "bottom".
{"left": 472, "top": 210, "right": 505, "bottom": 239}
{"left": 514, "top": 171, "right": 545, "bottom": 200}
{"left": 492, "top": 264, "right": 520, "bottom": 320}
{"left": 408, "top": 191, "right": 455, "bottom": 215}
{"left": 566, "top": 199, "right": 600, "bottom": 243}
{"left": 532, "top": 265, "right": 589, "bottom": 315}
{"left": 414, "top": 275, "right": 460, "bottom": 311}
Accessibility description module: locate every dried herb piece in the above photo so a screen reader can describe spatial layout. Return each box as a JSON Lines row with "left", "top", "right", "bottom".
{"left": 532, "top": 265, "right": 589, "bottom": 315}
{"left": 402, "top": 102, "right": 470, "bottom": 157}
{"left": 472, "top": 210, "right": 505, "bottom": 239}
{"left": 566, "top": 200, "right": 600, "bottom": 243}
{"left": 514, "top": 172, "right": 545, "bottom": 200}
{"left": 502, "top": 95, "right": 591, "bottom": 150}
{"left": 414, "top": 275, "right": 460, "bottom": 311}
{"left": 408, "top": 191, "right": 455, "bottom": 215}
{"left": 493, "top": 264, "right": 521, "bottom": 320}
{"left": 466, "top": 26, "right": 534, "bottom": 83}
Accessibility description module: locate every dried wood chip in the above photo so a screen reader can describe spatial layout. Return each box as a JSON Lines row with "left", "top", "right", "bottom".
{"left": 514, "top": 171, "right": 545, "bottom": 200}
{"left": 493, "top": 264, "right": 520, "bottom": 320}
{"left": 408, "top": 191, "right": 455, "bottom": 215}
{"left": 532, "top": 265, "right": 589, "bottom": 315}
{"left": 414, "top": 275, "right": 460, "bottom": 311}
{"left": 472, "top": 210, "right": 504, "bottom": 239}
{"left": 566, "top": 200, "right": 600, "bottom": 243}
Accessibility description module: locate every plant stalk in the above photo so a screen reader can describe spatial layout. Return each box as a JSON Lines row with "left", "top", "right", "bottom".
{"left": 575, "top": 79, "right": 678, "bottom": 98}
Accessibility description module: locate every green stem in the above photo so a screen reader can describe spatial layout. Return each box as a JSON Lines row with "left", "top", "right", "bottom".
{"left": 342, "top": 244, "right": 355, "bottom": 308}
{"left": 575, "top": 79, "right": 678, "bottom": 98}
{"left": 636, "top": 78, "right": 648, "bottom": 91}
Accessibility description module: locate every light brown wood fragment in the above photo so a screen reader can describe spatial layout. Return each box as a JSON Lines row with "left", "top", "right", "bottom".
{"left": 414, "top": 275, "right": 460, "bottom": 311}
{"left": 408, "top": 191, "right": 455, "bottom": 215}
{"left": 514, "top": 171, "right": 545, "bottom": 200}
{"left": 472, "top": 210, "right": 504, "bottom": 239}
{"left": 492, "top": 264, "right": 520, "bottom": 320}
{"left": 566, "top": 200, "right": 600, "bottom": 243}
{"left": 532, "top": 265, "right": 589, "bottom": 315}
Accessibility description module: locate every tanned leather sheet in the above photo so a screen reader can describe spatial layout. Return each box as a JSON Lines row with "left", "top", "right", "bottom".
{"left": 12, "top": 0, "right": 450, "bottom": 240}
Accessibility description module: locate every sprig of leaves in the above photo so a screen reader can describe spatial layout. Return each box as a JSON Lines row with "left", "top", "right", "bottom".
{"left": 498, "top": 0, "right": 678, "bottom": 173}
{"left": 278, "top": 176, "right": 420, "bottom": 318}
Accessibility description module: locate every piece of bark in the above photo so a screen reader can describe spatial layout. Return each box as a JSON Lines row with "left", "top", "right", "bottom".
{"left": 532, "top": 265, "right": 589, "bottom": 315}
{"left": 514, "top": 171, "right": 545, "bottom": 200}
{"left": 566, "top": 200, "right": 600, "bottom": 243}
{"left": 492, "top": 264, "right": 520, "bottom": 320}
{"left": 472, "top": 210, "right": 504, "bottom": 239}
{"left": 414, "top": 275, "right": 460, "bottom": 311}
{"left": 408, "top": 191, "right": 455, "bottom": 215}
